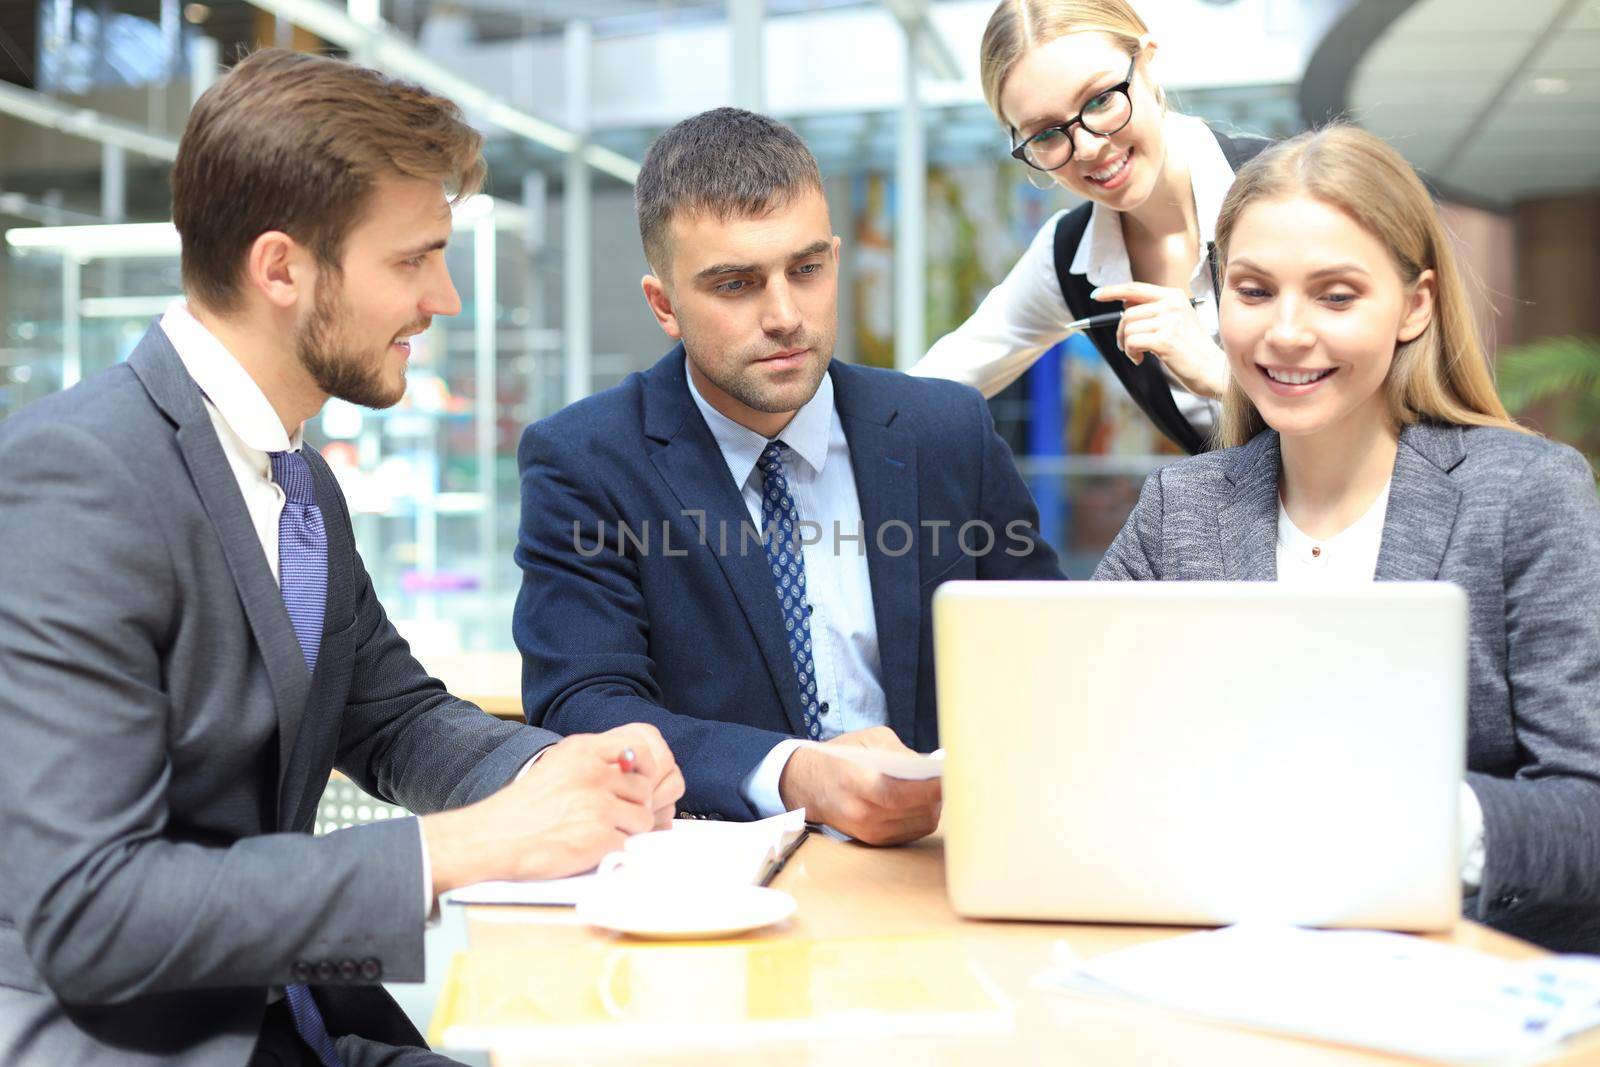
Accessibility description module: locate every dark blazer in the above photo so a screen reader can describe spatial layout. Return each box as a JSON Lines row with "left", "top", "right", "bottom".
{"left": 514, "top": 347, "right": 1063, "bottom": 819}
{"left": 1095, "top": 421, "right": 1600, "bottom": 952}
{"left": 0, "top": 325, "right": 559, "bottom": 1065}
{"left": 1053, "top": 125, "right": 1272, "bottom": 456}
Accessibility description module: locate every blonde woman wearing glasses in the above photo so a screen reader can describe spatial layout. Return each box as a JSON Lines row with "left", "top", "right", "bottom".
{"left": 911, "top": 0, "right": 1268, "bottom": 455}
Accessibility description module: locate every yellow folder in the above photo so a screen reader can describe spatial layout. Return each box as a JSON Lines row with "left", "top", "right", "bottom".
{"left": 430, "top": 934, "right": 1012, "bottom": 1054}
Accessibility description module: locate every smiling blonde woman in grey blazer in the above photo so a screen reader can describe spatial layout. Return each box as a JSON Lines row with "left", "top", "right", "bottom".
{"left": 1096, "top": 126, "right": 1600, "bottom": 953}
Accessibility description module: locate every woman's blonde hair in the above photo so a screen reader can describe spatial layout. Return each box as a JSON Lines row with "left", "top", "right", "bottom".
{"left": 1213, "top": 125, "right": 1524, "bottom": 448}
{"left": 979, "top": 0, "right": 1159, "bottom": 129}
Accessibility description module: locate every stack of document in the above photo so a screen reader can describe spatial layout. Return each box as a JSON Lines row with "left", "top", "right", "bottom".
{"left": 1036, "top": 924, "right": 1600, "bottom": 1065}
{"left": 443, "top": 810, "right": 808, "bottom": 907}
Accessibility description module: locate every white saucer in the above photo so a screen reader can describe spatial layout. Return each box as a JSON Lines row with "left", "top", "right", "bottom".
{"left": 575, "top": 884, "right": 797, "bottom": 940}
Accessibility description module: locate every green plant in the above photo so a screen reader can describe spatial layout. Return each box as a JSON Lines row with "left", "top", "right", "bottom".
{"left": 1494, "top": 335, "right": 1600, "bottom": 473}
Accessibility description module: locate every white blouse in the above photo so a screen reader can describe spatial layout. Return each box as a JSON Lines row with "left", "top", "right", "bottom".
{"left": 910, "top": 113, "right": 1237, "bottom": 438}
{"left": 1275, "top": 480, "right": 1391, "bottom": 585}
{"left": 1272, "top": 478, "right": 1485, "bottom": 890}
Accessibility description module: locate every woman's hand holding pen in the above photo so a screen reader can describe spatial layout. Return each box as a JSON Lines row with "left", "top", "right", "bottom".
{"left": 1091, "top": 282, "right": 1230, "bottom": 401}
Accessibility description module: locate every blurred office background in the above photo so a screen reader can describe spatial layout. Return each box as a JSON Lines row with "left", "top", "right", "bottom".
{"left": 2, "top": 0, "right": 1598, "bottom": 664}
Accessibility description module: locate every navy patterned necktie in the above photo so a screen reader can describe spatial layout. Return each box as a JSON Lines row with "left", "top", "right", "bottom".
{"left": 267, "top": 449, "right": 341, "bottom": 1067}
{"left": 758, "top": 442, "right": 823, "bottom": 740}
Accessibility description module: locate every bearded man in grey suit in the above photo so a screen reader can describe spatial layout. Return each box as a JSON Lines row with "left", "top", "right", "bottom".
{"left": 0, "top": 50, "right": 682, "bottom": 1066}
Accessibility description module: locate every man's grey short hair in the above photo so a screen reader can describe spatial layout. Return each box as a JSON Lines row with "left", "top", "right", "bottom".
{"left": 635, "top": 107, "right": 824, "bottom": 275}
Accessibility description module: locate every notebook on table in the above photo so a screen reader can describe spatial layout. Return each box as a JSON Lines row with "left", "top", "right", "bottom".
{"left": 444, "top": 810, "right": 808, "bottom": 907}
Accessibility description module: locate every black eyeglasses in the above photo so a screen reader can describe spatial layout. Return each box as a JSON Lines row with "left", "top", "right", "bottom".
{"left": 1009, "top": 54, "right": 1138, "bottom": 172}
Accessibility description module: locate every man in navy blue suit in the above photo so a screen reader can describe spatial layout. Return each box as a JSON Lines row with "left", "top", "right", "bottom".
{"left": 514, "top": 108, "right": 1063, "bottom": 844}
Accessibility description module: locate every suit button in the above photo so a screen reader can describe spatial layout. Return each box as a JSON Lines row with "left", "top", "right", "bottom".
{"left": 360, "top": 957, "right": 382, "bottom": 981}
{"left": 338, "top": 959, "right": 359, "bottom": 982}
{"left": 315, "top": 960, "right": 337, "bottom": 983}
{"left": 290, "top": 960, "right": 313, "bottom": 983}
{"left": 819, "top": 702, "right": 830, "bottom": 715}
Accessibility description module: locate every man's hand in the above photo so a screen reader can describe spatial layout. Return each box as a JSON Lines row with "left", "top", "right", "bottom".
{"left": 422, "top": 724, "right": 684, "bottom": 896}
{"left": 777, "top": 726, "right": 941, "bottom": 846}
{"left": 602, "top": 721, "right": 684, "bottom": 829}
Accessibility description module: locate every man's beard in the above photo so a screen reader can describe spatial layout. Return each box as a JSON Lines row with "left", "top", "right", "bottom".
{"left": 295, "top": 274, "right": 412, "bottom": 410}
{"left": 691, "top": 326, "right": 836, "bottom": 415}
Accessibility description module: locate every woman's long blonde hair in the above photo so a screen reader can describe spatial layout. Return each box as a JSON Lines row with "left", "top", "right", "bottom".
{"left": 1213, "top": 125, "right": 1524, "bottom": 448}
{"left": 979, "top": 0, "right": 1158, "bottom": 127}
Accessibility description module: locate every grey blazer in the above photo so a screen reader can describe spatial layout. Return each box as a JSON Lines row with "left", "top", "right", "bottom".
{"left": 1095, "top": 421, "right": 1600, "bottom": 952}
{"left": 0, "top": 325, "right": 560, "bottom": 1065}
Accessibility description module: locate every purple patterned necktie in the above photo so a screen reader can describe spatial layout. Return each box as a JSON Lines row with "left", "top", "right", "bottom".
{"left": 269, "top": 449, "right": 327, "bottom": 674}
{"left": 758, "top": 442, "right": 824, "bottom": 739}
{"left": 267, "top": 449, "right": 341, "bottom": 1067}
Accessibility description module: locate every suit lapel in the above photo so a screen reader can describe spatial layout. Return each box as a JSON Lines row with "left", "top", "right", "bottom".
{"left": 128, "top": 326, "right": 311, "bottom": 814}
{"left": 644, "top": 349, "right": 810, "bottom": 736}
{"left": 833, "top": 364, "right": 921, "bottom": 745}
{"left": 1219, "top": 430, "right": 1281, "bottom": 580}
{"left": 1375, "top": 423, "right": 1465, "bottom": 581}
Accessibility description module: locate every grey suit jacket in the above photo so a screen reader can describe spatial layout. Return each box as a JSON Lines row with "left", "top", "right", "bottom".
{"left": 0, "top": 325, "right": 560, "bottom": 1065}
{"left": 1095, "top": 421, "right": 1600, "bottom": 952}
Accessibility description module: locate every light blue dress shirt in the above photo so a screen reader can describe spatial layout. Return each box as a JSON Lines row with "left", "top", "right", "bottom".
{"left": 684, "top": 360, "right": 889, "bottom": 817}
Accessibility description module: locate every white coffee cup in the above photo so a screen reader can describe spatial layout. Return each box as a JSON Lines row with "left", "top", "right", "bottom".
{"left": 595, "top": 827, "right": 767, "bottom": 890}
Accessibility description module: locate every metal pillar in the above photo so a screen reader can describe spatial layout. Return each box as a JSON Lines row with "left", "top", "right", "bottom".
{"left": 38, "top": 0, "right": 71, "bottom": 94}
{"left": 563, "top": 20, "right": 592, "bottom": 407}
{"left": 100, "top": 143, "right": 125, "bottom": 222}
{"left": 160, "top": 0, "right": 182, "bottom": 81}
{"left": 61, "top": 257, "right": 81, "bottom": 389}
{"left": 893, "top": 21, "right": 926, "bottom": 371}
{"left": 521, "top": 169, "right": 550, "bottom": 415}
{"left": 729, "top": 0, "right": 764, "bottom": 112}
{"left": 473, "top": 210, "right": 498, "bottom": 596}
{"left": 188, "top": 32, "right": 219, "bottom": 105}
{"left": 347, "top": 0, "right": 380, "bottom": 62}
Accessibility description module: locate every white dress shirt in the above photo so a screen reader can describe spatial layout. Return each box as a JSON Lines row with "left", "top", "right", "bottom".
{"left": 910, "top": 112, "right": 1234, "bottom": 438}
{"left": 1274, "top": 478, "right": 1486, "bottom": 891}
{"left": 158, "top": 302, "right": 437, "bottom": 916}
{"left": 684, "top": 362, "right": 890, "bottom": 818}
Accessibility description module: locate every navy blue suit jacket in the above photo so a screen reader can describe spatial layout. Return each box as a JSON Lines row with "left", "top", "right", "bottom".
{"left": 513, "top": 347, "right": 1063, "bottom": 819}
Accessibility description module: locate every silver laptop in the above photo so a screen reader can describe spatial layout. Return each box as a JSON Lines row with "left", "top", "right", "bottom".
{"left": 933, "top": 581, "right": 1467, "bottom": 931}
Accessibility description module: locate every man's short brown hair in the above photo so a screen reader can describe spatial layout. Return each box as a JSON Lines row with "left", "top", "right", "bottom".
{"left": 635, "top": 107, "right": 823, "bottom": 276}
{"left": 171, "top": 49, "right": 485, "bottom": 313}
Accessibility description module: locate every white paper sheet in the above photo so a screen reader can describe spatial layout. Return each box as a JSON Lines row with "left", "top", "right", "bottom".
{"left": 800, "top": 743, "right": 944, "bottom": 780}
{"left": 443, "top": 811, "right": 807, "bottom": 907}
{"left": 1036, "top": 923, "right": 1600, "bottom": 1065}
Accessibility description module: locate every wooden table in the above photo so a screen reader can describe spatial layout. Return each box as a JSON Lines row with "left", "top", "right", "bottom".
{"left": 434, "top": 834, "right": 1600, "bottom": 1065}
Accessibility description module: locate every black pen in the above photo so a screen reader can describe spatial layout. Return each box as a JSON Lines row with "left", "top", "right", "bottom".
{"left": 1067, "top": 297, "right": 1203, "bottom": 333}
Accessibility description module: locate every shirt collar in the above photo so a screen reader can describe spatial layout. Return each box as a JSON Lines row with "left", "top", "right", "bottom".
{"left": 684, "top": 355, "right": 835, "bottom": 489}
{"left": 1069, "top": 113, "right": 1238, "bottom": 285}
{"left": 159, "top": 300, "right": 303, "bottom": 456}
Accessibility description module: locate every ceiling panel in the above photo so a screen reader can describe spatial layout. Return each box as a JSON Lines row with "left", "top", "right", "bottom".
{"left": 1346, "top": 0, "right": 1599, "bottom": 205}
{"left": 1445, "top": 163, "right": 1599, "bottom": 202}
{"left": 1492, "top": 86, "right": 1600, "bottom": 121}
{"left": 1532, "top": 29, "right": 1600, "bottom": 70}
{"left": 1571, "top": 1, "right": 1600, "bottom": 31}
{"left": 1357, "top": 34, "right": 1540, "bottom": 82}
{"left": 1379, "top": 0, "right": 1570, "bottom": 36}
